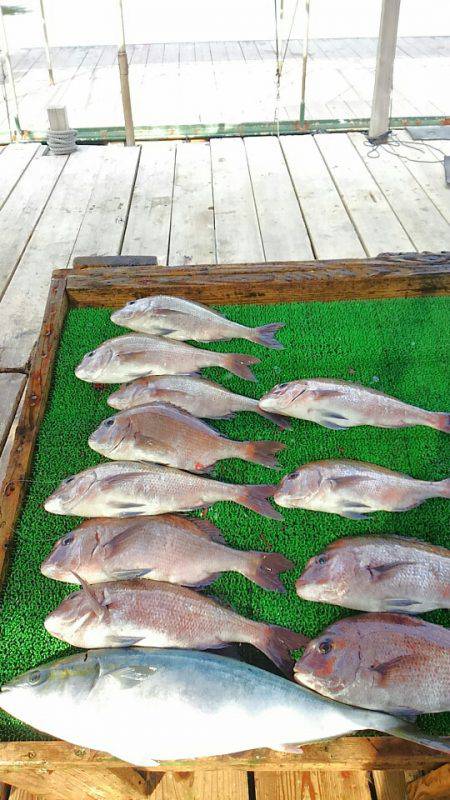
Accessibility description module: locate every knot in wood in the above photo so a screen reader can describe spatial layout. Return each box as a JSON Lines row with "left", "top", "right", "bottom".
{"left": 5, "top": 481, "right": 15, "bottom": 496}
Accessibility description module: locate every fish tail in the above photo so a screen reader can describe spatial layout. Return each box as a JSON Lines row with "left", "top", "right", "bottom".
{"left": 257, "top": 407, "right": 292, "bottom": 430}
{"left": 241, "top": 440, "right": 286, "bottom": 469}
{"left": 235, "top": 484, "right": 282, "bottom": 520}
{"left": 428, "top": 412, "right": 450, "bottom": 433}
{"left": 240, "top": 551, "right": 294, "bottom": 592}
{"left": 250, "top": 322, "right": 285, "bottom": 350}
{"left": 221, "top": 353, "right": 260, "bottom": 382}
{"left": 253, "top": 623, "right": 309, "bottom": 676}
{"left": 431, "top": 478, "right": 450, "bottom": 498}
{"left": 370, "top": 711, "right": 450, "bottom": 755}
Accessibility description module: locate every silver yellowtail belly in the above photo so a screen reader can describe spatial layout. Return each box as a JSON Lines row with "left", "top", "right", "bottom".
{"left": 259, "top": 378, "right": 449, "bottom": 432}
{"left": 40, "top": 514, "right": 293, "bottom": 591}
{"left": 111, "top": 295, "right": 284, "bottom": 349}
{"left": 1, "top": 649, "right": 448, "bottom": 765}
{"left": 274, "top": 459, "right": 450, "bottom": 519}
{"left": 107, "top": 374, "right": 291, "bottom": 429}
{"left": 75, "top": 334, "right": 260, "bottom": 384}
{"left": 296, "top": 535, "right": 450, "bottom": 613}
{"left": 44, "top": 461, "right": 282, "bottom": 520}
{"left": 44, "top": 580, "right": 307, "bottom": 674}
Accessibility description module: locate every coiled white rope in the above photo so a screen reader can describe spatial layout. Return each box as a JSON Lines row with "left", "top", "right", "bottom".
{"left": 47, "top": 128, "right": 77, "bottom": 155}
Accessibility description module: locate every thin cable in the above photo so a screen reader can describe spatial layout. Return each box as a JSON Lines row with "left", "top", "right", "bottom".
{"left": 364, "top": 131, "right": 446, "bottom": 165}
{"left": 273, "top": 0, "right": 301, "bottom": 138}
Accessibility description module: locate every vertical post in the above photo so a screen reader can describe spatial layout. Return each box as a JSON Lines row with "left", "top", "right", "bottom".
{"left": 47, "top": 105, "right": 69, "bottom": 131}
{"left": 117, "top": 0, "right": 135, "bottom": 146}
{"left": 0, "top": 7, "right": 22, "bottom": 137}
{"left": 368, "top": 0, "right": 401, "bottom": 142}
{"left": 39, "top": 0, "right": 54, "bottom": 85}
{"left": 299, "top": 0, "right": 310, "bottom": 125}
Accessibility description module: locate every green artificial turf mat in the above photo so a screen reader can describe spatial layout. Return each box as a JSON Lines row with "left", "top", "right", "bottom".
{"left": 0, "top": 295, "right": 449, "bottom": 741}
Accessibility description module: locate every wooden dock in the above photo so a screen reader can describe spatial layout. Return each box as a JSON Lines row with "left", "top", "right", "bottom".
{"left": 1, "top": 36, "right": 449, "bottom": 135}
{"left": 0, "top": 130, "right": 449, "bottom": 799}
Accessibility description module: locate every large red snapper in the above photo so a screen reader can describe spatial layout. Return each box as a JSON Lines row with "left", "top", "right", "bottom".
{"left": 294, "top": 613, "right": 450, "bottom": 716}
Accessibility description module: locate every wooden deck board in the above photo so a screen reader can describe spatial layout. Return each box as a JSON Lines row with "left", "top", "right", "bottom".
{"left": 0, "top": 374, "right": 25, "bottom": 454}
{"left": 147, "top": 770, "right": 249, "bottom": 799}
{"left": 168, "top": 141, "right": 215, "bottom": 266}
{"left": 0, "top": 144, "right": 40, "bottom": 211}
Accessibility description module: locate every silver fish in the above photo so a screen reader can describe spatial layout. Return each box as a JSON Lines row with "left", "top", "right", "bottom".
{"left": 107, "top": 374, "right": 291, "bottom": 429}
{"left": 296, "top": 535, "right": 450, "bottom": 613}
{"left": 111, "top": 295, "right": 284, "bottom": 349}
{"left": 40, "top": 514, "right": 293, "bottom": 591}
{"left": 1, "top": 649, "right": 448, "bottom": 765}
{"left": 88, "top": 402, "right": 285, "bottom": 472}
{"left": 274, "top": 459, "right": 450, "bottom": 519}
{"left": 75, "top": 334, "right": 260, "bottom": 384}
{"left": 259, "top": 378, "right": 450, "bottom": 432}
{"left": 44, "top": 461, "right": 282, "bottom": 520}
{"left": 44, "top": 579, "right": 307, "bottom": 674}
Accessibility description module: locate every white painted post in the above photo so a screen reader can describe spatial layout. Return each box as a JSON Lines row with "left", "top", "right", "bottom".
{"left": 117, "top": 0, "right": 135, "bottom": 146}
{"left": 0, "top": 7, "right": 22, "bottom": 137}
{"left": 369, "top": 0, "right": 401, "bottom": 142}
{"left": 47, "top": 106, "right": 69, "bottom": 131}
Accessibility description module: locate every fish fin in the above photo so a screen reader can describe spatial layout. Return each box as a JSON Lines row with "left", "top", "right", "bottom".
{"left": 150, "top": 327, "right": 177, "bottom": 336}
{"left": 106, "top": 664, "right": 156, "bottom": 689}
{"left": 367, "top": 561, "right": 414, "bottom": 580}
{"left": 369, "top": 712, "right": 450, "bottom": 756}
{"left": 271, "top": 743, "right": 304, "bottom": 754}
{"left": 340, "top": 507, "right": 370, "bottom": 520}
{"left": 237, "top": 484, "right": 282, "bottom": 520}
{"left": 390, "top": 708, "right": 418, "bottom": 723}
{"left": 327, "top": 476, "right": 368, "bottom": 489}
{"left": 434, "top": 478, "right": 450, "bottom": 499}
{"left": 257, "top": 408, "right": 292, "bottom": 430}
{"left": 192, "top": 518, "right": 226, "bottom": 543}
{"left": 222, "top": 353, "right": 260, "bottom": 382}
{"left": 187, "top": 572, "right": 221, "bottom": 588}
{"left": 133, "top": 431, "right": 170, "bottom": 455}
{"left": 103, "top": 635, "right": 144, "bottom": 647}
{"left": 311, "top": 389, "right": 343, "bottom": 401}
{"left": 384, "top": 598, "right": 425, "bottom": 613}
{"left": 251, "top": 322, "right": 285, "bottom": 350}
{"left": 115, "top": 351, "right": 152, "bottom": 365}
{"left": 102, "top": 525, "right": 147, "bottom": 559}
{"left": 371, "top": 654, "right": 422, "bottom": 686}
{"left": 319, "top": 418, "right": 351, "bottom": 430}
{"left": 255, "top": 624, "right": 309, "bottom": 676}
{"left": 212, "top": 412, "right": 237, "bottom": 420}
{"left": 428, "top": 412, "right": 450, "bottom": 433}
{"left": 109, "top": 568, "right": 153, "bottom": 580}
{"left": 242, "top": 440, "right": 286, "bottom": 469}
{"left": 242, "top": 552, "right": 294, "bottom": 592}
{"left": 72, "top": 573, "right": 110, "bottom": 620}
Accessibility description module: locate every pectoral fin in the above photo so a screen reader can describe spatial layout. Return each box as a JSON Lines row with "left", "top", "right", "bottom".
{"left": 109, "top": 568, "right": 153, "bottom": 580}
{"left": 103, "top": 635, "right": 144, "bottom": 647}
{"left": 106, "top": 665, "right": 157, "bottom": 689}
{"left": 192, "top": 518, "right": 226, "bottom": 543}
{"left": 72, "top": 573, "right": 110, "bottom": 620}
{"left": 372, "top": 654, "right": 421, "bottom": 686}
{"left": 367, "top": 561, "right": 414, "bottom": 581}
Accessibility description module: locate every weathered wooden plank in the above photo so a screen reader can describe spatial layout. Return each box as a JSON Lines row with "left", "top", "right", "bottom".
{"left": 211, "top": 138, "right": 264, "bottom": 263}
{"left": 318, "top": 771, "right": 372, "bottom": 799}
{"left": 71, "top": 145, "right": 140, "bottom": 260}
{"left": 244, "top": 137, "right": 313, "bottom": 261}
{"left": 147, "top": 770, "right": 249, "bottom": 799}
{"left": 0, "top": 144, "right": 40, "bottom": 211}
{"left": 281, "top": 135, "right": 365, "bottom": 259}
{"left": 0, "top": 148, "right": 67, "bottom": 300}
{"left": 350, "top": 132, "right": 450, "bottom": 251}
{"left": 121, "top": 141, "right": 175, "bottom": 265}
{"left": 407, "top": 765, "right": 450, "bottom": 800}
{"left": 8, "top": 790, "right": 43, "bottom": 800}
{"left": 168, "top": 140, "right": 215, "bottom": 266}
{"left": 73, "top": 256, "right": 158, "bottom": 269}
{"left": 0, "top": 374, "right": 25, "bottom": 453}
{"left": 254, "top": 771, "right": 322, "bottom": 799}
{"left": 0, "top": 146, "right": 106, "bottom": 371}
{"left": 0, "top": 767, "right": 146, "bottom": 800}
{"left": 1, "top": 737, "right": 449, "bottom": 772}
{"left": 399, "top": 134, "right": 450, "bottom": 224}
{"left": 316, "top": 133, "right": 414, "bottom": 256}
{"left": 372, "top": 770, "right": 407, "bottom": 800}
{"left": 63, "top": 254, "right": 450, "bottom": 309}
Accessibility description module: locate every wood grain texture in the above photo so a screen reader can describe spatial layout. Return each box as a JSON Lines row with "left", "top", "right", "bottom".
{"left": 0, "top": 276, "right": 67, "bottom": 588}
{"left": 0, "top": 738, "right": 448, "bottom": 772}
{"left": 146, "top": 770, "right": 249, "bottom": 799}
{"left": 254, "top": 771, "right": 322, "bottom": 799}
{"left": 72, "top": 256, "right": 158, "bottom": 269}
{"left": 63, "top": 254, "right": 450, "bottom": 308}
{"left": 372, "top": 770, "right": 407, "bottom": 800}
{"left": 318, "top": 771, "right": 372, "bottom": 799}
{"left": 0, "top": 767, "right": 146, "bottom": 800}
{"left": 0, "top": 374, "right": 25, "bottom": 453}
{"left": 407, "top": 765, "right": 450, "bottom": 800}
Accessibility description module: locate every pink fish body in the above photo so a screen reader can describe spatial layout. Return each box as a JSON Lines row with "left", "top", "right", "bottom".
{"left": 41, "top": 514, "right": 293, "bottom": 591}
{"left": 259, "top": 378, "right": 449, "bottom": 432}
{"left": 294, "top": 613, "right": 450, "bottom": 716}
{"left": 44, "top": 579, "right": 307, "bottom": 674}
{"left": 274, "top": 459, "right": 450, "bottom": 519}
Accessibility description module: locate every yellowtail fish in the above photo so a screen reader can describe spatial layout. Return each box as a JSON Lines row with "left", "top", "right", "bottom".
{"left": 294, "top": 613, "right": 450, "bottom": 716}
{"left": 111, "top": 295, "right": 284, "bottom": 348}
{"left": 2, "top": 649, "right": 449, "bottom": 765}
{"left": 296, "top": 535, "right": 450, "bottom": 613}
{"left": 108, "top": 374, "right": 290, "bottom": 429}
{"left": 88, "top": 403, "right": 285, "bottom": 472}
{"left": 44, "top": 579, "right": 307, "bottom": 675}
{"left": 75, "top": 334, "right": 260, "bottom": 384}
{"left": 259, "top": 378, "right": 449, "bottom": 432}
{"left": 44, "top": 461, "right": 282, "bottom": 520}
{"left": 274, "top": 459, "right": 450, "bottom": 519}
{"left": 41, "top": 514, "right": 293, "bottom": 591}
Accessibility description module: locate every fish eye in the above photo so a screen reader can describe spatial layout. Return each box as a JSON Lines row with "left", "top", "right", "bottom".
{"left": 277, "top": 382, "right": 288, "bottom": 389}
{"left": 62, "top": 535, "right": 74, "bottom": 547}
{"left": 28, "top": 670, "right": 44, "bottom": 686}
{"left": 287, "top": 470, "right": 299, "bottom": 480}
{"left": 128, "top": 300, "right": 136, "bottom": 305}
{"left": 318, "top": 639, "right": 333, "bottom": 655}
{"left": 104, "top": 419, "right": 114, "bottom": 427}
{"left": 64, "top": 476, "right": 74, "bottom": 485}
{"left": 317, "top": 555, "right": 327, "bottom": 565}
{"left": 86, "top": 351, "right": 95, "bottom": 358}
